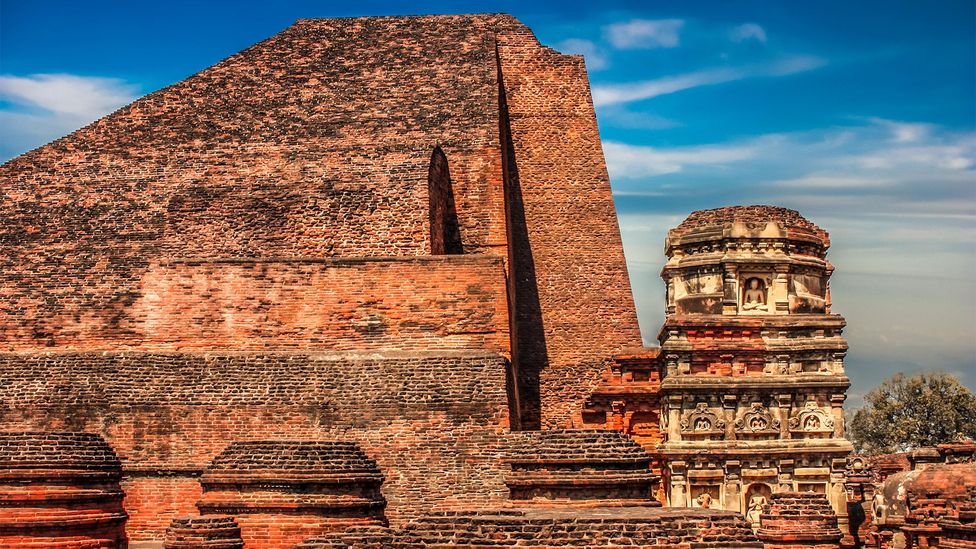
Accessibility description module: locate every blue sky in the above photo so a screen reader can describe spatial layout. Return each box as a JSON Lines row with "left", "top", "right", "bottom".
{"left": 2, "top": 0, "right": 974, "bottom": 404}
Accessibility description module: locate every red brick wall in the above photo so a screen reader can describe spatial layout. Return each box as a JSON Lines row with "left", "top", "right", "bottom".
{"left": 495, "top": 21, "right": 643, "bottom": 428}
{"left": 2, "top": 256, "right": 509, "bottom": 353}
{"left": 0, "top": 351, "right": 511, "bottom": 542}
{"left": 123, "top": 476, "right": 202, "bottom": 542}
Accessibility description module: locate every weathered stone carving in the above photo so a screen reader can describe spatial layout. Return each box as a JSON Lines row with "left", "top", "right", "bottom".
{"left": 681, "top": 402, "right": 726, "bottom": 434}
{"left": 742, "top": 277, "right": 769, "bottom": 312}
{"left": 789, "top": 401, "right": 834, "bottom": 434}
{"left": 735, "top": 403, "right": 780, "bottom": 434}
{"left": 659, "top": 207, "right": 852, "bottom": 535}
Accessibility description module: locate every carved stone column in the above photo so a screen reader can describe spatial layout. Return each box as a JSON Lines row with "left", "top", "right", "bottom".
{"left": 670, "top": 460, "right": 688, "bottom": 507}
{"left": 776, "top": 393, "right": 792, "bottom": 439}
{"left": 667, "top": 394, "right": 683, "bottom": 441}
{"left": 723, "top": 394, "right": 738, "bottom": 441}
{"left": 723, "top": 264, "right": 738, "bottom": 315}
{"left": 830, "top": 393, "right": 847, "bottom": 438}
{"left": 773, "top": 265, "right": 790, "bottom": 314}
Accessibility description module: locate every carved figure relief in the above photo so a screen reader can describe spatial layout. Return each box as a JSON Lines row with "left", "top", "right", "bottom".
{"left": 741, "top": 277, "right": 768, "bottom": 312}
{"left": 744, "top": 482, "right": 772, "bottom": 528}
{"left": 788, "top": 401, "right": 834, "bottom": 433}
{"left": 871, "top": 490, "right": 888, "bottom": 525}
{"left": 696, "top": 492, "right": 713, "bottom": 508}
{"left": 681, "top": 403, "right": 725, "bottom": 433}
{"left": 734, "top": 403, "right": 780, "bottom": 434}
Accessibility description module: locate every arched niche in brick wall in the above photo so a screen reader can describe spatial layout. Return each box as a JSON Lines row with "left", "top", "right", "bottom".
{"left": 428, "top": 146, "right": 463, "bottom": 255}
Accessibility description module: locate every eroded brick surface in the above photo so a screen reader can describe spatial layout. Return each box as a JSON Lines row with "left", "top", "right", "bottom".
{"left": 0, "top": 351, "right": 511, "bottom": 540}
{"left": 163, "top": 515, "right": 245, "bottom": 549}
{"left": 0, "top": 432, "right": 128, "bottom": 548}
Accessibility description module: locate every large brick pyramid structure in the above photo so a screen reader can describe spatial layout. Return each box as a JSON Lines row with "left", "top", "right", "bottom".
{"left": 0, "top": 12, "right": 641, "bottom": 544}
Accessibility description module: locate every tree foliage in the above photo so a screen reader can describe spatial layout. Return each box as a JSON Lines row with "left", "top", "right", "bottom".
{"left": 848, "top": 372, "right": 976, "bottom": 454}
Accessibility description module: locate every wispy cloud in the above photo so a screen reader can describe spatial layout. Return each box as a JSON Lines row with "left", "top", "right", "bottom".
{"left": 0, "top": 73, "right": 139, "bottom": 161}
{"left": 604, "top": 19, "right": 685, "bottom": 49}
{"left": 607, "top": 118, "right": 976, "bottom": 218}
{"left": 0, "top": 74, "right": 138, "bottom": 117}
{"left": 866, "top": 116, "right": 934, "bottom": 144}
{"left": 591, "top": 55, "right": 826, "bottom": 106}
{"left": 555, "top": 38, "right": 609, "bottom": 71}
{"left": 729, "top": 23, "right": 767, "bottom": 44}
{"left": 603, "top": 139, "right": 764, "bottom": 178}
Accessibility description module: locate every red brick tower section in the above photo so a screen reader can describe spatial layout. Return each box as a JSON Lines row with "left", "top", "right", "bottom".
{"left": 0, "top": 432, "right": 128, "bottom": 548}
{"left": 495, "top": 17, "right": 643, "bottom": 429}
{"left": 580, "top": 349, "right": 666, "bottom": 501}
{"left": 756, "top": 492, "right": 843, "bottom": 549}
{"left": 163, "top": 516, "right": 245, "bottom": 549}
{"left": 197, "top": 441, "right": 386, "bottom": 549}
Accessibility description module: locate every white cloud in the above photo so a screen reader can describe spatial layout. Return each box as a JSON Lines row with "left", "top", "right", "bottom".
{"left": 0, "top": 74, "right": 138, "bottom": 117}
{"left": 866, "top": 117, "right": 934, "bottom": 144}
{"left": 730, "top": 23, "right": 767, "bottom": 44}
{"left": 555, "top": 38, "right": 609, "bottom": 71}
{"left": 591, "top": 55, "right": 826, "bottom": 106}
{"left": 603, "top": 139, "right": 762, "bottom": 178}
{"left": 604, "top": 19, "right": 685, "bottom": 49}
{"left": 0, "top": 74, "right": 139, "bottom": 161}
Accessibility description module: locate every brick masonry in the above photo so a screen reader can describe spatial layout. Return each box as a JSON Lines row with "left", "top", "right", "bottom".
{"left": 0, "top": 14, "right": 640, "bottom": 431}
{"left": 0, "top": 351, "right": 511, "bottom": 541}
{"left": 163, "top": 516, "right": 245, "bottom": 549}
{"left": 197, "top": 441, "right": 387, "bottom": 549}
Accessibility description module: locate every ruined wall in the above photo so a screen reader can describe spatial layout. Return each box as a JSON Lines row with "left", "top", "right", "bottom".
{"left": 495, "top": 20, "right": 642, "bottom": 428}
{"left": 0, "top": 351, "right": 511, "bottom": 542}
{"left": 4, "top": 256, "right": 508, "bottom": 353}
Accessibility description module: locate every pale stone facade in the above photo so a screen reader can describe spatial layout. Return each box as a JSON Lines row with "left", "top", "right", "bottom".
{"left": 657, "top": 206, "right": 853, "bottom": 535}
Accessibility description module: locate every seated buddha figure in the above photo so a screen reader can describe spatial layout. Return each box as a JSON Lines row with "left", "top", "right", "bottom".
{"left": 742, "top": 278, "right": 768, "bottom": 311}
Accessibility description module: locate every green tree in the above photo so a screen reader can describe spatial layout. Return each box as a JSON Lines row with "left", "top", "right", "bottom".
{"left": 848, "top": 372, "right": 976, "bottom": 454}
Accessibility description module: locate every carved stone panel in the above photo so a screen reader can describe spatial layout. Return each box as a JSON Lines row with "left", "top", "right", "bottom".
{"left": 681, "top": 403, "right": 726, "bottom": 438}
{"left": 788, "top": 402, "right": 834, "bottom": 435}
{"left": 734, "top": 403, "right": 780, "bottom": 436}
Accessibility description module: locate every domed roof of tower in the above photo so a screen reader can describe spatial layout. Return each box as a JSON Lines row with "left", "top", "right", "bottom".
{"left": 0, "top": 431, "right": 122, "bottom": 471}
{"left": 668, "top": 205, "right": 830, "bottom": 247}
{"left": 203, "top": 441, "right": 383, "bottom": 479}
{"left": 506, "top": 429, "right": 653, "bottom": 463}
{"left": 874, "top": 462, "right": 976, "bottom": 526}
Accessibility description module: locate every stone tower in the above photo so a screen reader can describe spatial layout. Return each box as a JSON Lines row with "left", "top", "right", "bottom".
{"left": 657, "top": 206, "right": 853, "bottom": 529}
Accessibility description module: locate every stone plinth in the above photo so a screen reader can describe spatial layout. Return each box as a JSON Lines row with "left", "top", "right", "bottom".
{"left": 757, "top": 492, "right": 842, "bottom": 548}
{"left": 163, "top": 516, "right": 244, "bottom": 549}
{"left": 504, "top": 429, "right": 660, "bottom": 507}
{"left": 396, "top": 507, "right": 763, "bottom": 548}
{"left": 294, "top": 526, "right": 395, "bottom": 549}
{"left": 0, "top": 432, "right": 127, "bottom": 549}
{"left": 939, "top": 499, "right": 976, "bottom": 549}
{"left": 197, "top": 441, "right": 386, "bottom": 549}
